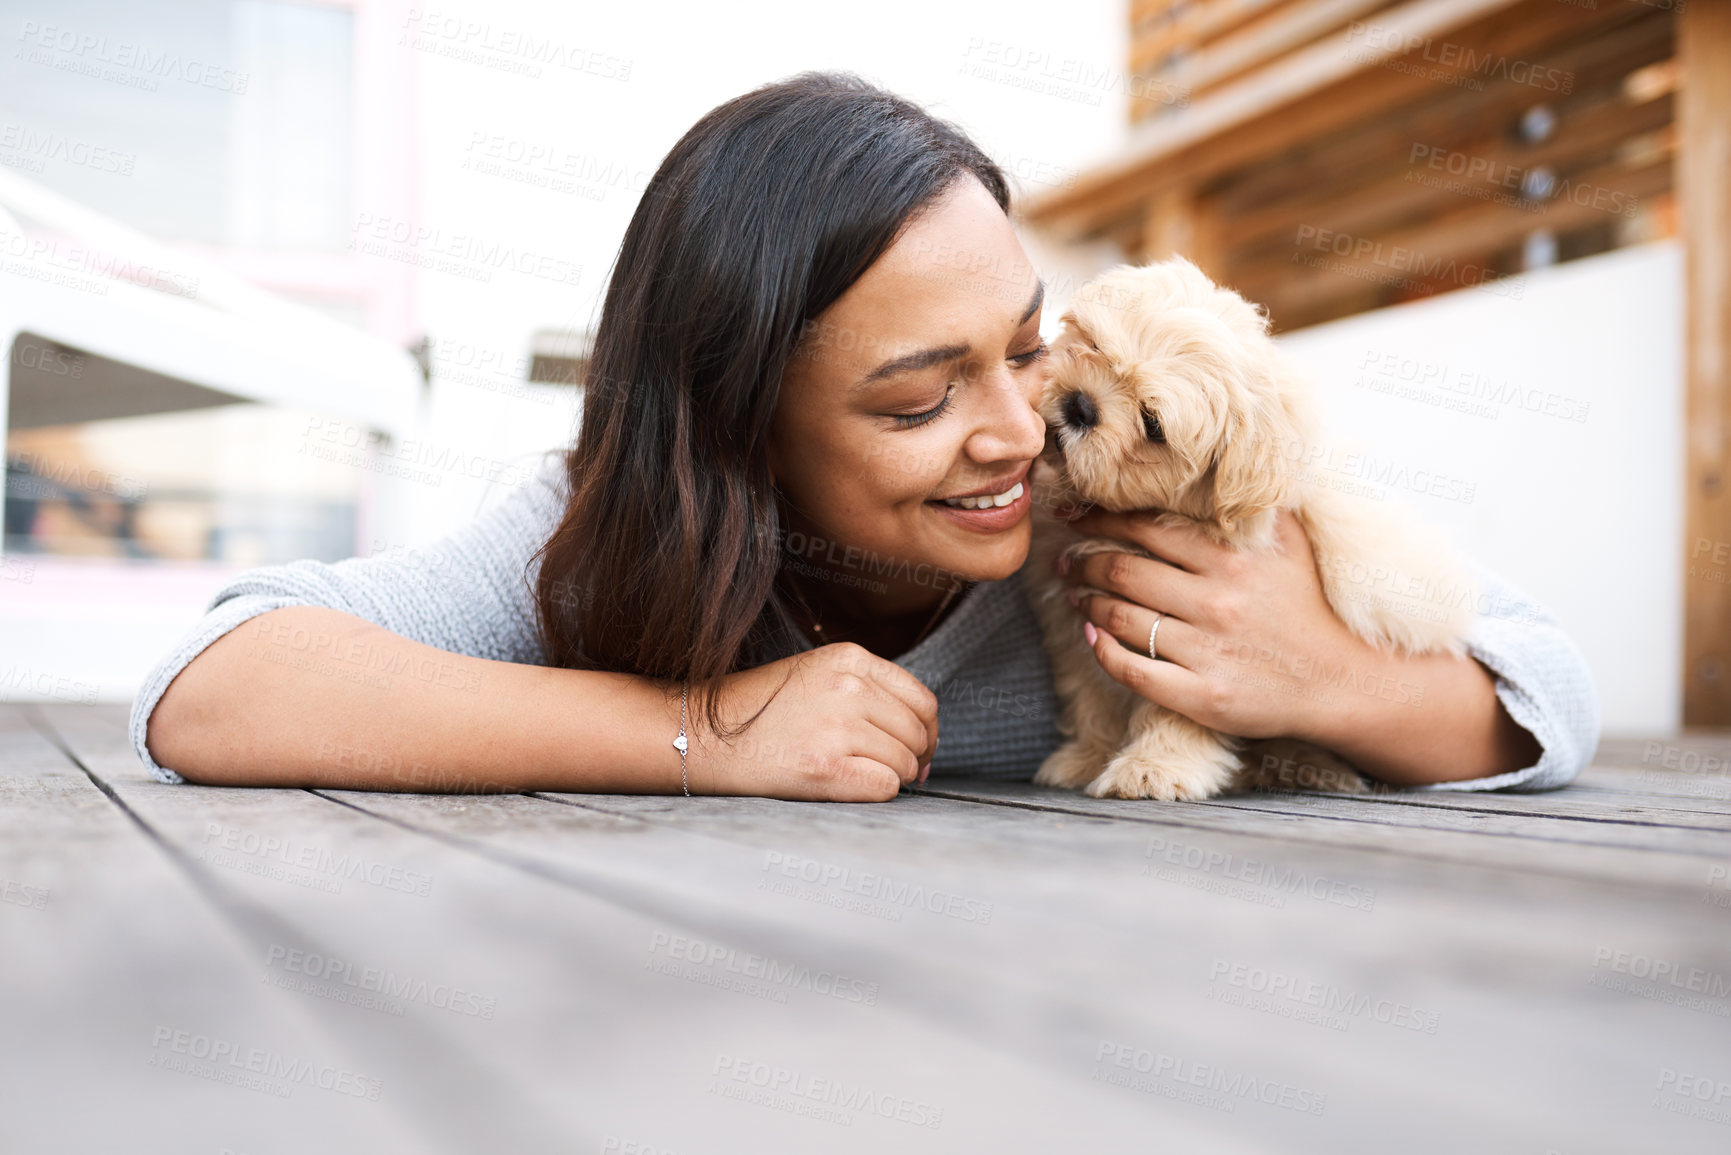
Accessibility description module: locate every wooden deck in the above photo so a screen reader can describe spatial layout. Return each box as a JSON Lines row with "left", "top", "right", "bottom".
{"left": 4, "top": 703, "right": 1728, "bottom": 1153}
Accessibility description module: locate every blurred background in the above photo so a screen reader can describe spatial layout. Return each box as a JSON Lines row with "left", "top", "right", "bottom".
{"left": 0, "top": 0, "right": 1710, "bottom": 739}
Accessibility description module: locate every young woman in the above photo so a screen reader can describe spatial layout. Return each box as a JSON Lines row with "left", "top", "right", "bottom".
{"left": 136, "top": 72, "right": 1597, "bottom": 801}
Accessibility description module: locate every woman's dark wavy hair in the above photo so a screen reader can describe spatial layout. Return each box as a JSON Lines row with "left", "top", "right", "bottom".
{"left": 532, "top": 71, "right": 1010, "bottom": 738}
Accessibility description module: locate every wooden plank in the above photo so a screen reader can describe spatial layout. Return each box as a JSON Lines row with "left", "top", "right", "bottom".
{"left": 312, "top": 798, "right": 1298, "bottom": 1152}
{"left": 1140, "top": 184, "right": 1225, "bottom": 271}
{"left": 0, "top": 706, "right": 425, "bottom": 1154}
{"left": 903, "top": 780, "right": 1730, "bottom": 890}
{"left": 1682, "top": 0, "right": 1731, "bottom": 724}
{"left": 42, "top": 705, "right": 1731, "bottom": 1150}
{"left": 1210, "top": 11, "right": 1675, "bottom": 224}
{"left": 371, "top": 786, "right": 1730, "bottom": 1152}
{"left": 1238, "top": 155, "right": 1671, "bottom": 328}
{"left": 1221, "top": 86, "right": 1675, "bottom": 257}
{"left": 1233, "top": 779, "right": 1731, "bottom": 828}
{"left": 47, "top": 707, "right": 1270, "bottom": 1155}
{"left": 1027, "top": 0, "right": 1647, "bottom": 239}
{"left": 1133, "top": 0, "right": 1292, "bottom": 73}
{"left": 41, "top": 705, "right": 628, "bottom": 1154}
{"left": 1163, "top": 0, "right": 1399, "bottom": 101}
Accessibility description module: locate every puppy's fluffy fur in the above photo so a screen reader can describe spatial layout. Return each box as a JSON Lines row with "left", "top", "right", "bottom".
{"left": 1026, "top": 259, "right": 1475, "bottom": 800}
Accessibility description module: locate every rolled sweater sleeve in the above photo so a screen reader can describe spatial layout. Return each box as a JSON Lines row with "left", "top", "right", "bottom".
{"left": 129, "top": 454, "right": 570, "bottom": 783}
{"left": 1406, "top": 559, "right": 1601, "bottom": 793}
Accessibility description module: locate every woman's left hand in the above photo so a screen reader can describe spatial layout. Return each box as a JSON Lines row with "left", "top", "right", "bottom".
{"left": 1057, "top": 508, "right": 1377, "bottom": 745}
{"left": 1057, "top": 506, "right": 1545, "bottom": 786}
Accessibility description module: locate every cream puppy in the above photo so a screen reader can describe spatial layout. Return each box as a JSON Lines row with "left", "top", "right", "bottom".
{"left": 1026, "top": 259, "right": 1475, "bottom": 800}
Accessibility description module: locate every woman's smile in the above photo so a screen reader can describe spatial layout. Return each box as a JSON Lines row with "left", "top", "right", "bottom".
{"left": 925, "top": 460, "right": 1032, "bottom": 533}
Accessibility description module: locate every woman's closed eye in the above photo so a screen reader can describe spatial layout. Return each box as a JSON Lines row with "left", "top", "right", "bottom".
{"left": 890, "top": 382, "right": 957, "bottom": 429}
{"left": 889, "top": 344, "right": 1048, "bottom": 429}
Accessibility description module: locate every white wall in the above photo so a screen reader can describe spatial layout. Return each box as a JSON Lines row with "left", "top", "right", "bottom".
{"left": 1276, "top": 241, "right": 1683, "bottom": 735}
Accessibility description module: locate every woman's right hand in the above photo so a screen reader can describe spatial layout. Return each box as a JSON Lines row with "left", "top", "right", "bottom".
{"left": 689, "top": 642, "right": 939, "bottom": 802}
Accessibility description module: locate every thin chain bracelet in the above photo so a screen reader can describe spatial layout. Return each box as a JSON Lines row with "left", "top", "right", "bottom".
{"left": 672, "top": 683, "right": 690, "bottom": 796}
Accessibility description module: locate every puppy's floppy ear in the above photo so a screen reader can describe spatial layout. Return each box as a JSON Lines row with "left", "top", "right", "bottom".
{"left": 1209, "top": 344, "right": 1302, "bottom": 533}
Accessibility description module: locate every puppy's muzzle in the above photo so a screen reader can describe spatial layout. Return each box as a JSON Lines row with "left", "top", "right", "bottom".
{"left": 1060, "top": 391, "right": 1099, "bottom": 431}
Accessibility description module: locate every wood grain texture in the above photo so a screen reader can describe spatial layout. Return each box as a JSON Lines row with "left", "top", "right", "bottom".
{"left": 15, "top": 705, "right": 1731, "bottom": 1153}
{"left": 0, "top": 706, "right": 425, "bottom": 1155}
{"left": 1681, "top": 0, "right": 1731, "bottom": 723}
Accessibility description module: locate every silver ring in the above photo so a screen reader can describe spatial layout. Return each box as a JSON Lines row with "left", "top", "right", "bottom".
{"left": 1147, "top": 612, "right": 1163, "bottom": 661}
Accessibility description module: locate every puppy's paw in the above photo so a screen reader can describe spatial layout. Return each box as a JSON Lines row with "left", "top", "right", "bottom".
{"left": 1085, "top": 747, "right": 1239, "bottom": 801}
{"left": 1035, "top": 741, "right": 1109, "bottom": 791}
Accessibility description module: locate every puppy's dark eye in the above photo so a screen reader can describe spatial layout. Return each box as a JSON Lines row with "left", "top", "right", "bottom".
{"left": 1141, "top": 409, "right": 1165, "bottom": 443}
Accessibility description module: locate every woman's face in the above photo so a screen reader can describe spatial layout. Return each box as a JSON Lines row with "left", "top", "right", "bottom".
{"left": 768, "top": 176, "right": 1050, "bottom": 607}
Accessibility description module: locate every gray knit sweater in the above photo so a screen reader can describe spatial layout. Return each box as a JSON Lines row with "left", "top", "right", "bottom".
{"left": 130, "top": 454, "right": 1599, "bottom": 791}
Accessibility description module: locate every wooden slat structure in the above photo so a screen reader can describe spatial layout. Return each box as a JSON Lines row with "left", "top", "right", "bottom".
{"left": 1024, "top": 0, "right": 1731, "bottom": 725}
{"left": 1025, "top": 0, "right": 1681, "bottom": 332}
{"left": 1681, "top": 0, "right": 1731, "bottom": 726}
{"left": 8, "top": 704, "right": 1730, "bottom": 1151}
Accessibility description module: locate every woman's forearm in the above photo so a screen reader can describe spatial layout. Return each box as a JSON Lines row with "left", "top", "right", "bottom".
{"left": 147, "top": 606, "right": 685, "bottom": 792}
{"left": 1296, "top": 640, "right": 1542, "bottom": 787}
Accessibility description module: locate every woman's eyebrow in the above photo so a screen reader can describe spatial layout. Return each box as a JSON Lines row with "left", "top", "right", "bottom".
{"left": 1018, "top": 279, "right": 1045, "bottom": 326}
{"left": 855, "top": 342, "right": 971, "bottom": 389}
{"left": 853, "top": 280, "right": 1046, "bottom": 390}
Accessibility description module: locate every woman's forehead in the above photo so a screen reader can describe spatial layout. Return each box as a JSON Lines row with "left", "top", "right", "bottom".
{"left": 829, "top": 193, "right": 1037, "bottom": 339}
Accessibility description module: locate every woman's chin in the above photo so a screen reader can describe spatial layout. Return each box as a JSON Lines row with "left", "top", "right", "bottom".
{"left": 928, "top": 520, "right": 1031, "bottom": 584}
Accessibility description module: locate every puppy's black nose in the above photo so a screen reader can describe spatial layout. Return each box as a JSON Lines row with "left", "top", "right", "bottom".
{"left": 1062, "top": 391, "right": 1099, "bottom": 430}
